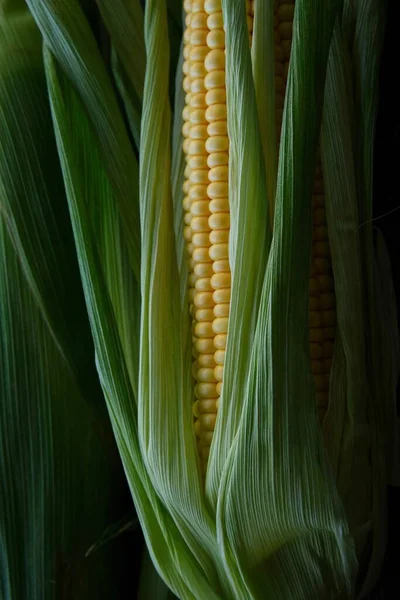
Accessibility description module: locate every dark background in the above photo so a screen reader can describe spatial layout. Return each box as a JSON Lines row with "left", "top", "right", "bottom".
{"left": 371, "top": 0, "right": 400, "bottom": 598}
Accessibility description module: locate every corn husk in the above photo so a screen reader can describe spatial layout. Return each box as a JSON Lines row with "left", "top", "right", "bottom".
{"left": 95, "top": 0, "right": 146, "bottom": 148}
{"left": 7, "top": 0, "right": 393, "bottom": 598}
{"left": 0, "top": 5, "right": 125, "bottom": 597}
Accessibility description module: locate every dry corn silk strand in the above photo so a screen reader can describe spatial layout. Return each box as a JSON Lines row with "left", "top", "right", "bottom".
{"left": 0, "top": 0, "right": 398, "bottom": 599}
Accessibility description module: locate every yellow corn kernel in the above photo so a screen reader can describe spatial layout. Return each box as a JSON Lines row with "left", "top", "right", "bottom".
{"left": 209, "top": 213, "right": 230, "bottom": 229}
{"left": 204, "top": 0, "right": 221, "bottom": 14}
{"left": 211, "top": 272, "right": 231, "bottom": 290}
{"left": 207, "top": 121, "right": 228, "bottom": 136}
{"left": 191, "top": 12, "right": 208, "bottom": 29}
{"left": 190, "top": 29, "right": 208, "bottom": 46}
{"left": 196, "top": 367, "right": 216, "bottom": 383}
{"left": 196, "top": 308, "right": 214, "bottom": 322}
{"left": 213, "top": 303, "right": 229, "bottom": 318}
{"left": 195, "top": 338, "right": 215, "bottom": 354}
{"left": 192, "top": 232, "right": 211, "bottom": 247}
{"left": 190, "top": 62, "right": 207, "bottom": 80}
{"left": 190, "top": 200, "right": 210, "bottom": 216}
{"left": 207, "top": 155, "right": 229, "bottom": 172}
{"left": 209, "top": 243, "right": 228, "bottom": 261}
{"left": 197, "top": 353, "right": 216, "bottom": 368}
{"left": 204, "top": 70, "right": 225, "bottom": 89}
{"left": 207, "top": 12, "right": 223, "bottom": 30}
{"left": 209, "top": 229, "right": 229, "bottom": 243}
{"left": 205, "top": 135, "right": 229, "bottom": 153}
{"left": 191, "top": 216, "right": 210, "bottom": 233}
{"left": 209, "top": 198, "right": 229, "bottom": 213}
{"left": 207, "top": 180, "right": 228, "bottom": 198}
{"left": 194, "top": 262, "right": 214, "bottom": 278}
{"left": 205, "top": 88, "right": 227, "bottom": 106}
{"left": 214, "top": 333, "right": 227, "bottom": 350}
{"left": 195, "top": 321, "right": 214, "bottom": 338}
{"left": 214, "top": 365, "right": 224, "bottom": 381}
{"left": 191, "top": 79, "right": 206, "bottom": 94}
{"left": 209, "top": 165, "right": 228, "bottom": 181}
{"left": 207, "top": 29, "right": 225, "bottom": 49}
{"left": 195, "top": 277, "right": 213, "bottom": 292}
{"left": 183, "top": 226, "right": 193, "bottom": 242}
{"left": 206, "top": 104, "right": 227, "bottom": 122}
{"left": 199, "top": 413, "right": 218, "bottom": 431}
{"left": 189, "top": 169, "right": 209, "bottom": 185}
{"left": 214, "top": 349, "right": 225, "bottom": 364}
{"left": 190, "top": 92, "right": 207, "bottom": 108}
{"left": 194, "top": 291, "right": 214, "bottom": 309}
{"left": 212, "top": 317, "right": 228, "bottom": 334}
{"left": 190, "top": 108, "right": 206, "bottom": 125}
{"left": 193, "top": 247, "right": 211, "bottom": 263}
{"left": 213, "top": 288, "right": 230, "bottom": 304}
{"left": 188, "top": 154, "right": 208, "bottom": 170}
{"left": 195, "top": 382, "right": 218, "bottom": 399}
{"left": 193, "top": 398, "right": 217, "bottom": 417}
{"left": 212, "top": 259, "right": 230, "bottom": 273}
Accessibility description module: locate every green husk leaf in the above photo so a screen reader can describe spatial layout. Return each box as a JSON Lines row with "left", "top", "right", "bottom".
{"left": 342, "top": 2, "right": 387, "bottom": 595}
{"left": 0, "top": 9, "right": 121, "bottom": 598}
{"left": 252, "top": 0, "right": 277, "bottom": 223}
{"left": 320, "top": 19, "right": 372, "bottom": 580}
{"left": 171, "top": 40, "right": 189, "bottom": 310}
{"left": 43, "top": 26, "right": 222, "bottom": 600}
{"left": 95, "top": 0, "right": 146, "bottom": 148}
{"left": 26, "top": 0, "right": 141, "bottom": 280}
{"left": 138, "top": 547, "right": 179, "bottom": 600}
{"left": 138, "top": 1, "right": 229, "bottom": 595}
{"left": 0, "top": 3, "right": 102, "bottom": 405}
{"left": 43, "top": 48, "right": 186, "bottom": 598}
{"left": 206, "top": 0, "right": 272, "bottom": 507}
{"left": 212, "top": 0, "right": 357, "bottom": 597}
{"left": 0, "top": 217, "right": 118, "bottom": 600}
{"left": 346, "top": 0, "right": 385, "bottom": 228}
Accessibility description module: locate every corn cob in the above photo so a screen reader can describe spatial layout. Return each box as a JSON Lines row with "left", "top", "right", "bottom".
{"left": 183, "top": 0, "right": 334, "bottom": 470}
{"left": 310, "top": 155, "right": 336, "bottom": 422}
{"left": 183, "top": 0, "right": 218, "bottom": 469}
{"left": 204, "top": 0, "right": 230, "bottom": 419}
{"left": 248, "top": 1, "right": 255, "bottom": 44}
{"left": 190, "top": 0, "right": 254, "bottom": 469}
{"left": 181, "top": 0, "right": 255, "bottom": 469}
